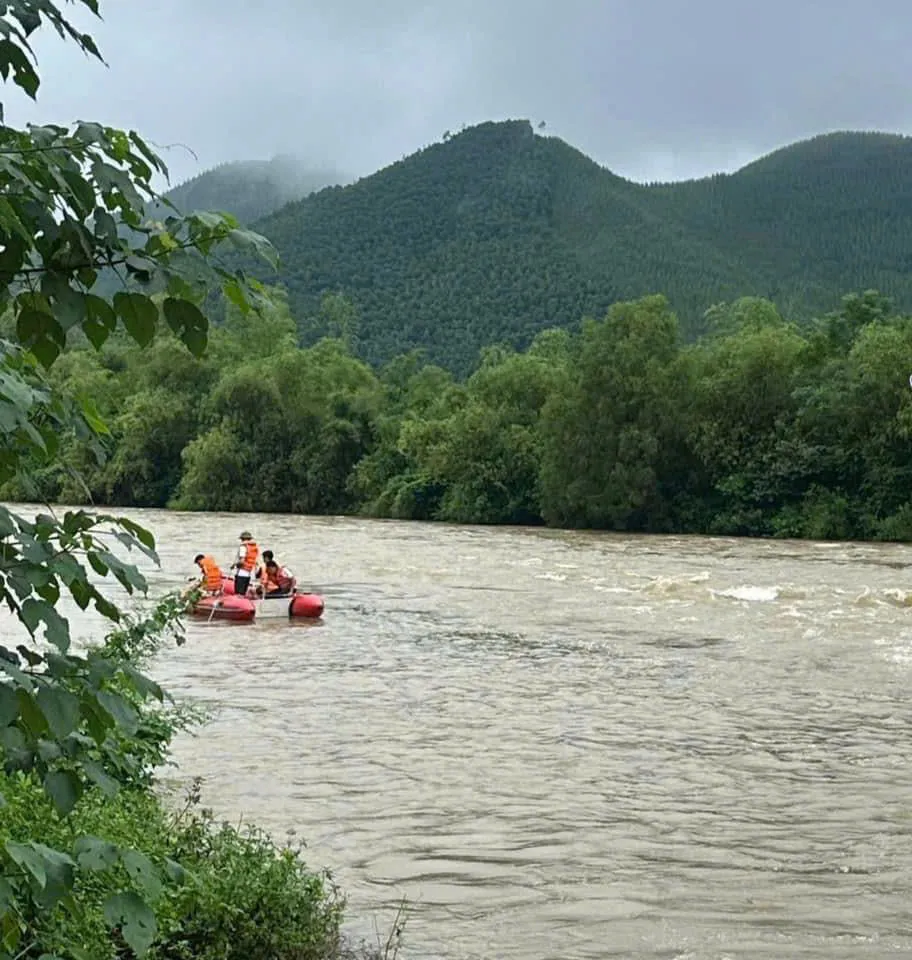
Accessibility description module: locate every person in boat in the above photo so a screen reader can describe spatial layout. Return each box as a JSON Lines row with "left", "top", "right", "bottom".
{"left": 191, "top": 553, "right": 223, "bottom": 595}
{"left": 258, "top": 550, "right": 296, "bottom": 597}
{"left": 231, "top": 531, "right": 259, "bottom": 597}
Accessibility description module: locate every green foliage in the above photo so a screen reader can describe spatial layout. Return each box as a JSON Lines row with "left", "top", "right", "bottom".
{"left": 175, "top": 328, "right": 380, "bottom": 514}
{"left": 160, "top": 801, "right": 343, "bottom": 960}
{"left": 538, "top": 295, "right": 681, "bottom": 529}
{"left": 0, "top": 5, "right": 364, "bottom": 959}
{"left": 228, "top": 120, "right": 912, "bottom": 374}
{"left": 0, "top": 769, "right": 345, "bottom": 960}
{"left": 21, "top": 291, "right": 912, "bottom": 538}
{"left": 27, "top": 286, "right": 912, "bottom": 543}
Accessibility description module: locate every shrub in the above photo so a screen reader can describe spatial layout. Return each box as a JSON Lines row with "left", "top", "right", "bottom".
{"left": 0, "top": 771, "right": 346, "bottom": 960}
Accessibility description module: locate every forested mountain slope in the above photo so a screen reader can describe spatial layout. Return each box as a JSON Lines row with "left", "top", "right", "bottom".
{"left": 641, "top": 131, "right": 912, "bottom": 317}
{"left": 239, "top": 121, "right": 912, "bottom": 373}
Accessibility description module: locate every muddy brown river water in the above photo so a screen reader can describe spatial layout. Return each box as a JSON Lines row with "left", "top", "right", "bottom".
{"left": 23, "top": 508, "right": 912, "bottom": 958}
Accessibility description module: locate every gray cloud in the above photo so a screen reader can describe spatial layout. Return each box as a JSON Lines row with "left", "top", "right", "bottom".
{"left": 5, "top": 0, "right": 912, "bottom": 187}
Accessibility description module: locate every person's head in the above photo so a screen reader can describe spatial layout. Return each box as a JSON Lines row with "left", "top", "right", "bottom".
{"left": 262, "top": 550, "right": 274, "bottom": 562}
{"left": 194, "top": 554, "right": 205, "bottom": 567}
{"left": 239, "top": 531, "right": 252, "bottom": 542}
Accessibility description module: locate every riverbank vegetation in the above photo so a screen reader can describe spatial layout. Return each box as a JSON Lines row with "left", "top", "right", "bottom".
{"left": 1, "top": 598, "right": 365, "bottom": 959}
{"left": 0, "top": 3, "right": 392, "bottom": 958}
{"left": 9, "top": 287, "right": 912, "bottom": 542}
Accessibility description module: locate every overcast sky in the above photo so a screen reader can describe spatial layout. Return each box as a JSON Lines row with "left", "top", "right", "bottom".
{"left": 5, "top": 0, "right": 911, "bottom": 189}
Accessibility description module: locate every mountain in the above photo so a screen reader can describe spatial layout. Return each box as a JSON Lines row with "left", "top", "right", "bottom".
{"left": 237, "top": 121, "right": 912, "bottom": 373}
{"left": 162, "top": 155, "right": 350, "bottom": 224}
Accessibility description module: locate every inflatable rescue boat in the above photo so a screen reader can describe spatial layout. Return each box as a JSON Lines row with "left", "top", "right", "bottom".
{"left": 188, "top": 577, "right": 324, "bottom": 622}
{"left": 189, "top": 593, "right": 256, "bottom": 622}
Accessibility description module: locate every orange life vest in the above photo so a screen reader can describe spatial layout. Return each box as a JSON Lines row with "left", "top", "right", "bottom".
{"left": 240, "top": 540, "right": 259, "bottom": 572}
{"left": 200, "top": 555, "right": 222, "bottom": 592}
{"left": 261, "top": 561, "right": 294, "bottom": 592}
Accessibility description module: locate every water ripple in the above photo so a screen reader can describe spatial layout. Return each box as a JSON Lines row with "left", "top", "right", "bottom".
{"left": 107, "top": 512, "right": 912, "bottom": 959}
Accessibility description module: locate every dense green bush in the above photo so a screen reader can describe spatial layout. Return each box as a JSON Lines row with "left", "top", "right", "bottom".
{"left": 0, "top": 771, "right": 346, "bottom": 960}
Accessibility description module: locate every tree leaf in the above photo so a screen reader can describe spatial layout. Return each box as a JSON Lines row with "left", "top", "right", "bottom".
{"left": 93, "top": 594, "right": 121, "bottom": 622}
{"left": 82, "top": 759, "right": 120, "bottom": 797}
{"left": 44, "top": 770, "right": 82, "bottom": 816}
{"left": 227, "top": 227, "right": 279, "bottom": 269}
{"left": 16, "top": 644, "right": 44, "bottom": 667}
{"left": 0, "top": 683, "right": 18, "bottom": 727}
{"left": 74, "top": 835, "right": 120, "bottom": 872}
{"left": 96, "top": 690, "right": 139, "bottom": 734}
{"left": 35, "top": 686, "right": 81, "bottom": 739}
{"left": 20, "top": 598, "right": 70, "bottom": 652}
{"left": 42, "top": 277, "right": 86, "bottom": 333}
{"left": 43, "top": 653, "right": 76, "bottom": 680}
{"left": 116, "top": 518, "right": 156, "bottom": 551}
{"left": 162, "top": 297, "right": 208, "bottom": 357}
{"left": 29, "top": 844, "right": 76, "bottom": 909}
{"left": 103, "top": 891, "right": 157, "bottom": 956}
{"left": 77, "top": 393, "right": 109, "bottom": 436}
{"left": 16, "top": 688, "right": 48, "bottom": 737}
{"left": 82, "top": 294, "right": 117, "bottom": 350}
{"left": 0, "top": 38, "right": 39, "bottom": 98}
{"left": 113, "top": 292, "right": 157, "bottom": 347}
{"left": 0, "top": 876, "right": 15, "bottom": 910}
{"left": 16, "top": 308, "right": 65, "bottom": 367}
{"left": 164, "top": 858, "right": 187, "bottom": 884}
{"left": 222, "top": 278, "right": 250, "bottom": 313}
{"left": 5, "top": 841, "right": 47, "bottom": 888}
{"left": 121, "top": 850, "right": 162, "bottom": 900}
{"left": 121, "top": 665, "right": 162, "bottom": 702}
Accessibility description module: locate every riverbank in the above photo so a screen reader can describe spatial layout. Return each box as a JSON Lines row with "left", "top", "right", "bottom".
{"left": 0, "top": 595, "right": 402, "bottom": 960}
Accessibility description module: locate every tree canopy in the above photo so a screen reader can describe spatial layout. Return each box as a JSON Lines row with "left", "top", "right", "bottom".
{"left": 213, "top": 121, "right": 912, "bottom": 374}
{"left": 15, "top": 285, "right": 912, "bottom": 544}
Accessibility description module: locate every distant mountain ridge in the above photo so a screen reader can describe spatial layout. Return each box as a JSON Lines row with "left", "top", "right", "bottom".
{"left": 165, "top": 122, "right": 912, "bottom": 374}
{"left": 161, "top": 155, "right": 350, "bottom": 224}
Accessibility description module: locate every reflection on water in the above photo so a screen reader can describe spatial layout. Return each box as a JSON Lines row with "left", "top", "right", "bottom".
{"left": 13, "top": 506, "right": 912, "bottom": 959}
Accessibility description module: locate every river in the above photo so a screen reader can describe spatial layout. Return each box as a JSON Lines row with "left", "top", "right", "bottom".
{"left": 36, "top": 508, "right": 912, "bottom": 958}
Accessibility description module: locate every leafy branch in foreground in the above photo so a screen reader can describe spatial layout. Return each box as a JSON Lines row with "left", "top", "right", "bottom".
{"left": 0, "top": 1, "right": 286, "bottom": 956}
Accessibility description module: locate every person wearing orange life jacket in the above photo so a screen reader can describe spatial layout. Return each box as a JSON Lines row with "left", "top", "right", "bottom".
{"left": 231, "top": 531, "right": 259, "bottom": 597}
{"left": 258, "top": 550, "right": 296, "bottom": 597}
{"left": 193, "top": 553, "right": 223, "bottom": 594}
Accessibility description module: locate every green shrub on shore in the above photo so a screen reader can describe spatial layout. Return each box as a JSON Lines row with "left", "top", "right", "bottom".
{"left": 0, "top": 768, "right": 346, "bottom": 960}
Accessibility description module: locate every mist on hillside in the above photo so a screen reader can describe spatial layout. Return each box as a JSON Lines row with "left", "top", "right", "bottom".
{"left": 161, "top": 155, "right": 353, "bottom": 225}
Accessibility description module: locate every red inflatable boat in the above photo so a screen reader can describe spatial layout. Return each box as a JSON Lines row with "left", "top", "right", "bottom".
{"left": 189, "top": 593, "right": 256, "bottom": 622}
{"left": 218, "top": 577, "right": 325, "bottom": 620}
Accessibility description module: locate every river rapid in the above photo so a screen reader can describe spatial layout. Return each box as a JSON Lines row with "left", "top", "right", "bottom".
{"left": 35, "top": 508, "right": 912, "bottom": 958}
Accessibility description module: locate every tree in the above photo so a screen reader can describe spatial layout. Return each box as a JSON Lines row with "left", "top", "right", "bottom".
{"left": 0, "top": 3, "right": 278, "bottom": 956}
{"left": 538, "top": 295, "right": 681, "bottom": 530}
